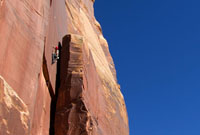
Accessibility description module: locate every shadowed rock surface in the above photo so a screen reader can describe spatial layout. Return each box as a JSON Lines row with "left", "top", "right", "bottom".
{"left": 0, "top": 0, "right": 129, "bottom": 134}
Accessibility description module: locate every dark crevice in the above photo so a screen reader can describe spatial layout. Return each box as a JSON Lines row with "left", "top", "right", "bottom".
{"left": 50, "top": 0, "right": 52, "bottom": 6}
{"left": 42, "top": 37, "right": 55, "bottom": 99}
{"left": 49, "top": 42, "right": 62, "bottom": 135}
{"left": 43, "top": 53, "right": 54, "bottom": 99}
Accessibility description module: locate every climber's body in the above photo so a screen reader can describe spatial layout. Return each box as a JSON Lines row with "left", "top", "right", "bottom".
{"left": 52, "top": 46, "right": 59, "bottom": 64}
{"left": 55, "top": 46, "right": 59, "bottom": 59}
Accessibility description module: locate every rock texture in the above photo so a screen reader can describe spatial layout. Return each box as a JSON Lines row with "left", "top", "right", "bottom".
{"left": 0, "top": 76, "right": 30, "bottom": 135}
{"left": 0, "top": 0, "right": 129, "bottom": 135}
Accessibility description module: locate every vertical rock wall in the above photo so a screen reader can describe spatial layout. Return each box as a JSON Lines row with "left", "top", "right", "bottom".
{"left": 0, "top": 0, "right": 129, "bottom": 134}
{"left": 0, "top": 0, "right": 51, "bottom": 134}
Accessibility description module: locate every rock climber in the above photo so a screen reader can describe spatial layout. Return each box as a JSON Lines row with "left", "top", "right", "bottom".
{"left": 52, "top": 46, "right": 59, "bottom": 64}
{"left": 55, "top": 46, "right": 59, "bottom": 59}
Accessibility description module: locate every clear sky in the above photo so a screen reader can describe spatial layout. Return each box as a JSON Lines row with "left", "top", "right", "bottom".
{"left": 94, "top": 0, "right": 200, "bottom": 135}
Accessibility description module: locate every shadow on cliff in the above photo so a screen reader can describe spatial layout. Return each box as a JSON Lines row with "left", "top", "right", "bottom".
{"left": 49, "top": 36, "right": 72, "bottom": 134}
{"left": 49, "top": 42, "right": 62, "bottom": 135}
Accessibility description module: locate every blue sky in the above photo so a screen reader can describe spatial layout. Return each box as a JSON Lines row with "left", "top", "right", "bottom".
{"left": 94, "top": 0, "right": 200, "bottom": 135}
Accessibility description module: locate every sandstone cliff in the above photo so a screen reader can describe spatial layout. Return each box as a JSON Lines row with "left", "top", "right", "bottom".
{"left": 0, "top": 0, "right": 129, "bottom": 134}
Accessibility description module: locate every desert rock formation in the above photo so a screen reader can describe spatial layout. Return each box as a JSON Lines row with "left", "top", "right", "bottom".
{"left": 0, "top": 0, "right": 129, "bottom": 134}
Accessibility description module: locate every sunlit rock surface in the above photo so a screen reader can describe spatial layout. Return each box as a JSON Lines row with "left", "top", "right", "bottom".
{"left": 0, "top": 0, "right": 129, "bottom": 134}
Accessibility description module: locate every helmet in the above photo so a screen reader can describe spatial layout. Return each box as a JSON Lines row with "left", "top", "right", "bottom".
{"left": 55, "top": 46, "right": 58, "bottom": 50}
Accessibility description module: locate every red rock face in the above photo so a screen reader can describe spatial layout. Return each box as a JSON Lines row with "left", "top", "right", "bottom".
{"left": 0, "top": 0, "right": 129, "bottom": 135}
